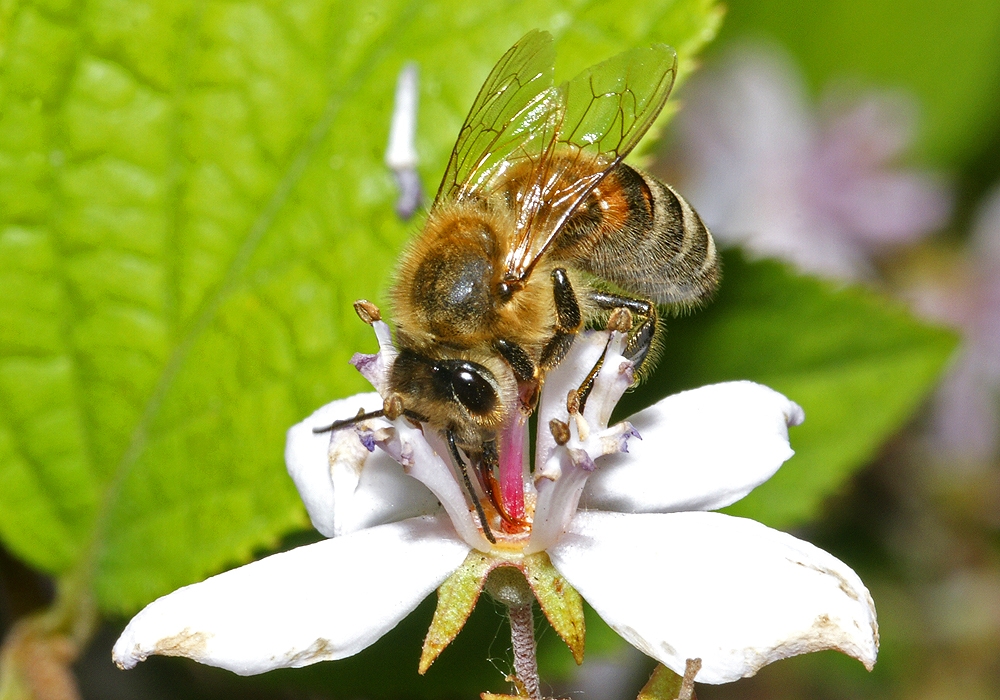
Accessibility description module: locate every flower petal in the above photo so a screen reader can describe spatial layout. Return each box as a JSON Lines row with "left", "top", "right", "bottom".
{"left": 112, "top": 516, "right": 471, "bottom": 675}
{"left": 380, "top": 424, "right": 492, "bottom": 551}
{"left": 581, "top": 381, "right": 803, "bottom": 513}
{"left": 549, "top": 511, "right": 878, "bottom": 684}
{"left": 286, "top": 394, "right": 439, "bottom": 537}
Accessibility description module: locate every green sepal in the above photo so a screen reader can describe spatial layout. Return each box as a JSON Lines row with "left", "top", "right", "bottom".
{"left": 419, "top": 550, "right": 492, "bottom": 674}
{"left": 636, "top": 664, "right": 684, "bottom": 700}
{"left": 420, "top": 549, "right": 587, "bottom": 674}
{"left": 523, "top": 551, "right": 586, "bottom": 665}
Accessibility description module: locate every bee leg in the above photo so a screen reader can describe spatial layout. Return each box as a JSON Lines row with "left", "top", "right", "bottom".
{"left": 552, "top": 269, "right": 583, "bottom": 330}
{"left": 495, "top": 339, "right": 542, "bottom": 409}
{"left": 568, "top": 345, "right": 608, "bottom": 416}
{"left": 566, "top": 312, "right": 655, "bottom": 415}
{"left": 587, "top": 290, "right": 659, "bottom": 375}
{"left": 447, "top": 429, "right": 496, "bottom": 544}
{"left": 624, "top": 312, "right": 658, "bottom": 372}
{"left": 494, "top": 339, "right": 536, "bottom": 382}
{"left": 588, "top": 290, "right": 654, "bottom": 322}
{"left": 540, "top": 332, "right": 575, "bottom": 371}
{"left": 540, "top": 269, "right": 583, "bottom": 370}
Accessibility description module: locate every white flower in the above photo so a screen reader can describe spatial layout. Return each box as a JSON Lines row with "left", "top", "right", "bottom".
{"left": 665, "top": 43, "right": 951, "bottom": 280}
{"left": 112, "top": 323, "right": 878, "bottom": 685}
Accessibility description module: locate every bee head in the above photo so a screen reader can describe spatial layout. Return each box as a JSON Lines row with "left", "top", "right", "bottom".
{"left": 389, "top": 349, "right": 515, "bottom": 443}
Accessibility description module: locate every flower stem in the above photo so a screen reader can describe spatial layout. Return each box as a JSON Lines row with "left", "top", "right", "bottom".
{"left": 507, "top": 601, "right": 540, "bottom": 700}
{"left": 485, "top": 566, "right": 541, "bottom": 699}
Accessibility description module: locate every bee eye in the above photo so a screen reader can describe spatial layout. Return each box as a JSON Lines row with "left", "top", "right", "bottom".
{"left": 447, "top": 362, "right": 497, "bottom": 416}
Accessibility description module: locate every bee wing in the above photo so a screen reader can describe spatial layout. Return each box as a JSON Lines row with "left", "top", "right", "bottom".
{"left": 435, "top": 30, "right": 564, "bottom": 205}
{"left": 503, "top": 43, "right": 679, "bottom": 280}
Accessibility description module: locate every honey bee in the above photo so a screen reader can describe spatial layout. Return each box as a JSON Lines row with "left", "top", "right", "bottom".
{"left": 323, "top": 30, "right": 718, "bottom": 542}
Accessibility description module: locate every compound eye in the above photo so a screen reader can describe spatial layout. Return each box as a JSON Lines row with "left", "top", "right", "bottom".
{"left": 449, "top": 362, "right": 497, "bottom": 416}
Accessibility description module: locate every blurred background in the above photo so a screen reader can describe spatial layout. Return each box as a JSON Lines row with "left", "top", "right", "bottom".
{"left": 665, "top": 3, "right": 1000, "bottom": 699}
{"left": 1, "top": 0, "right": 999, "bottom": 698}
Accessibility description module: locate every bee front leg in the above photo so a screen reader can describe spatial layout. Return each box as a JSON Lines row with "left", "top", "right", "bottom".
{"left": 540, "top": 268, "right": 583, "bottom": 371}
{"left": 494, "top": 339, "right": 536, "bottom": 382}
{"left": 476, "top": 439, "right": 520, "bottom": 526}
{"left": 495, "top": 339, "right": 542, "bottom": 410}
{"left": 446, "top": 430, "right": 496, "bottom": 544}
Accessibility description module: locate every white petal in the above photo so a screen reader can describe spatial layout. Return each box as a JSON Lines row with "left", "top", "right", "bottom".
{"left": 113, "top": 516, "right": 471, "bottom": 675}
{"left": 385, "top": 63, "right": 419, "bottom": 169}
{"left": 580, "top": 331, "right": 633, "bottom": 430}
{"left": 549, "top": 511, "right": 878, "bottom": 684}
{"left": 380, "top": 424, "right": 492, "bottom": 551}
{"left": 581, "top": 381, "right": 803, "bottom": 513}
{"left": 286, "top": 394, "right": 439, "bottom": 537}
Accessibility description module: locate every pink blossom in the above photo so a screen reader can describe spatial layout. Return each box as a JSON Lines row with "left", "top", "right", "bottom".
{"left": 665, "top": 44, "right": 951, "bottom": 279}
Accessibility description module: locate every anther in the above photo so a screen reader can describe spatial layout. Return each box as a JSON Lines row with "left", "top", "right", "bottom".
{"left": 354, "top": 299, "right": 382, "bottom": 325}
{"left": 383, "top": 394, "right": 404, "bottom": 421}
{"left": 549, "top": 418, "right": 570, "bottom": 446}
{"left": 606, "top": 307, "right": 633, "bottom": 333}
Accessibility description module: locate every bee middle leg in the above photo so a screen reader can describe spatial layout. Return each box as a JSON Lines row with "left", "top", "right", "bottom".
{"left": 588, "top": 290, "right": 659, "bottom": 372}
{"left": 540, "top": 268, "right": 583, "bottom": 371}
{"left": 565, "top": 291, "right": 659, "bottom": 413}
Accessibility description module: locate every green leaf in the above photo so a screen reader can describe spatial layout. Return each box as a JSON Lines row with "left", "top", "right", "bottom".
{"left": 0, "top": 0, "right": 723, "bottom": 617}
{"left": 618, "top": 252, "right": 958, "bottom": 528}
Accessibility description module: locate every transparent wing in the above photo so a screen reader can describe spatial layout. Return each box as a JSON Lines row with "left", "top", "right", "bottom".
{"left": 435, "top": 30, "right": 562, "bottom": 205}
{"left": 503, "top": 44, "right": 678, "bottom": 280}
{"left": 562, "top": 43, "right": 678, "bottom": 168}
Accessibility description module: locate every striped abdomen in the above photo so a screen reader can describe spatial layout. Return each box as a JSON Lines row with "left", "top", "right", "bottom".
{"left": 552, "top": 163, "right": 719, "bottom": 308}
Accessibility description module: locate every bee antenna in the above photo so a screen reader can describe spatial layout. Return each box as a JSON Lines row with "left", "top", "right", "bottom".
{"left": 312, "top": 407, "right": 431, "bottom": 433}
{"left": 312, "top": 408, "right": 386, "bottom": 434}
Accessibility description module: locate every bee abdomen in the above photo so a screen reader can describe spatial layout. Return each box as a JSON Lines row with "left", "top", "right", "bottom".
{"left": 558, "top": 164, "right": 719, "bottom": 308}
{"left": 642, "top": 171, "right": 719, "bottom": 306}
